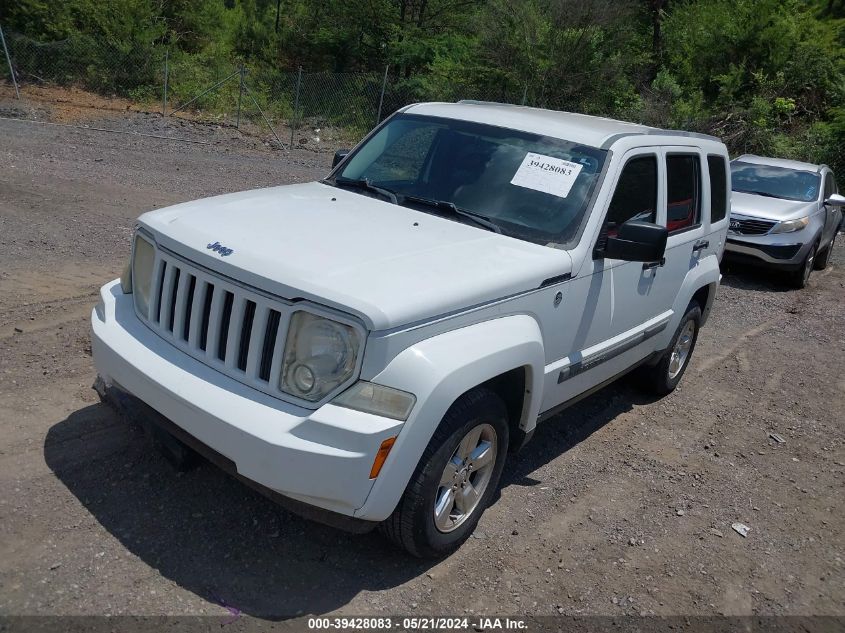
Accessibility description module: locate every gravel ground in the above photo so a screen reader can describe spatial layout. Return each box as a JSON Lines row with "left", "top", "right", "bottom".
{"left": 0, "top": 104, "right": 843, "bottom": 623}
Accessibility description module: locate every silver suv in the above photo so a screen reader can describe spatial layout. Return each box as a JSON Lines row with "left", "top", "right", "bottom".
{"left": 725, "top": 155, "right": 844, "bottom": 288}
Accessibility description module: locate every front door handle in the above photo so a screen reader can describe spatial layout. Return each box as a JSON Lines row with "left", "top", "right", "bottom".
{"left": 692, "top": 240, "right": 709, "bottom": 253}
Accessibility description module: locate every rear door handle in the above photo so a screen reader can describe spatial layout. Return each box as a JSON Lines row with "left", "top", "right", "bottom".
{"left": 693, "top": 240, "right": 709, "bottom": 253}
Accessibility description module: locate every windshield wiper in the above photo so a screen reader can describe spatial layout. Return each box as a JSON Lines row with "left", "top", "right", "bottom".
{"left": 333, "top": 177, "right": 398, "bottom": 204}
{"left": 401, "top": 195, "right": 503, "bottom": 234}
{"left": 733, "top": 189, "right": 783, "bottom": 199}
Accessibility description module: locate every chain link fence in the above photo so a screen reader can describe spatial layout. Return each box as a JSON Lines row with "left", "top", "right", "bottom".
{"left": 0, "top": 29, "right": 533, "bottom": 150}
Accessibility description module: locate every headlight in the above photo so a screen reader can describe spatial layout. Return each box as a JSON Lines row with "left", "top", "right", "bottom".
{"left": 280, "top": 311, "right": 360, "bottom": 401}
{"left": 771, "top": 216, "right": 809, "bottom": 234}
{"left": 333, "top": 381, "right": 416, "bottom": 420}
{"left": 132, "top": 234, "right": 156, "bottom": 317}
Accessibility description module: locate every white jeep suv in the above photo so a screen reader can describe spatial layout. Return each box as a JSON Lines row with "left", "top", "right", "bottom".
{"left": 92, "top": 102, "right": 729, "bottom": 557}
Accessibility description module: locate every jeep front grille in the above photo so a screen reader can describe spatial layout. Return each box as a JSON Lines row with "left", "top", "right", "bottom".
{"left": 731, "top": 217, "right": 776, "bottom": 235}
{"left": 139, "top": 250, "right": 292, "bottom": 394}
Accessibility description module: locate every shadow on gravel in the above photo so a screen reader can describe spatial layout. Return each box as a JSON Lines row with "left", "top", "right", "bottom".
{"left": 501, "top": 378, "right": 658, "bottom": 490}
{"left": 718, "top": 263, "right": 794, "bottom": 293}
{"left": 44, "top": 403, "right": 434, "bottom": 620}
{"left": 44, "top": 378, "right": 653, "bottom": 619}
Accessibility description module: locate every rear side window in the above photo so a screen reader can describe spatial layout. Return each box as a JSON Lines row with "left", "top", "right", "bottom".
{"left": 707, "top": 155, "right": 728, "bottom": 223}
{"left": 605, "top": 155, "right": 658, "bottom": 235}
{"left": 666, "top": 154, "right": 701, "bottom": 233}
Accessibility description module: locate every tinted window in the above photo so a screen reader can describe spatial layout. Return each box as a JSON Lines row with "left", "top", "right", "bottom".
{"left": 731, "top": 161, "right": 820, "bottom": 202}
{"left": 707, "top": 155, "right": 728, "bottom": 223}
{"left": 824, "top": 174, "right": 835, "bottom": 199}
{"left": 666, "top": 154, "right": 701, "bottom": 233}
{"left": 363, "top": 125, "right": 438, "bottom": 183}
{"left": 338, "top": 114, "right": 608, "bottom": 247}
{"left": 604, "top": 155, "right": 657, "bottom": 237}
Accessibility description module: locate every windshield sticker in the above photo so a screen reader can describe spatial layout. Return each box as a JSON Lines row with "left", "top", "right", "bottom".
{"left": 510, "top": 152, "right": 584, "bottom": 198}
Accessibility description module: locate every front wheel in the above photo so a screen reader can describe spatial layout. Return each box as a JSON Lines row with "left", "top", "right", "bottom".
{"left": 789, "top": 242, "right": 817, "bottom": 288}
{"left": 380, "top": 387, "right": 509, "bottom": 557}
{"left": 814, "top": 234, "right": 834, "bottom": 270}
{"left": 635, "top": 302, "right": 701, "bottom": 397}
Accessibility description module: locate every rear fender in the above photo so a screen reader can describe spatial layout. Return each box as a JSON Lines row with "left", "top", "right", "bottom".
{"left": 656, "top": 258, "right": 720, "bottom": 350}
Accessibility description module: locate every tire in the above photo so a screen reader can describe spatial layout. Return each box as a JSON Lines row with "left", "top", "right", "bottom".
{"left": 814, "top": 234, "right": 834, "bottom": 270}
{"left": 380, "top": 387, "right": 509, "bottom": 558}
{"left": 789, "top": 242, "right": 817, "bottom": 288}
{"left": 635, "top": 302, "right": 702, "bottom": 397}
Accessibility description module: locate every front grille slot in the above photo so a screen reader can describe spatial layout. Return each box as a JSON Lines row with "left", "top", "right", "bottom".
{"left": 258, "top": 310, "right": 281, "bottom": 382}
{"left": 154, "top": 262, "right": 167, "bottom": 323}
{"left": 166, "top": 269, "right": 181, "bottom": 332}
{"left": 199, "top": 284, "right": 213, "bottom": 351}
{"left": 237, "top": 301, "right": 257, "bottom": 371}
{"left": 217, "top": 291, "right": 235, "bottom": 362}
{"left": 138, "top": 251, "right": 308, "bottom": 401}
{"left": 182, "top": 275, "right": 197, "bottom": 341}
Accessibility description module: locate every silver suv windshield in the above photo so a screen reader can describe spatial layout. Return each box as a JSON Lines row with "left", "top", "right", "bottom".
{"left": 332, "top": 113, "right": 608, "bottom": 246}
{"left": 731, "top": 161, "right": 820, "bottom": 202}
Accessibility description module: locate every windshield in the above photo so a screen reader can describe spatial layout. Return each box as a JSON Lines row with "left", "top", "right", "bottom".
{"left": 333, "top": 114, "right": 608, "bottom": 246}
{"left": 731, "top": 161, "right": 820, "bottom": 202}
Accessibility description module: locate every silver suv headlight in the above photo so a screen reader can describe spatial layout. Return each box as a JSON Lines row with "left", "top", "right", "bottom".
{"left": 770, "top": 216, "right": 809, "bottom": 234}
{"left": 280, "top": 311, "right": 361, "bottom": 401}
{"left": 131, "top": 233, "right": 156, "bottom": 317}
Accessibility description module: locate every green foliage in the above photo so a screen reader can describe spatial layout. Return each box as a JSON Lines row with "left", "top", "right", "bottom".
{"left": 1, "top": 0, "right": 842, "bottom": 180}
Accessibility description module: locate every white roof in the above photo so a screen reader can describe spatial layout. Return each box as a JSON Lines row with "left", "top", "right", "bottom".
{"left": 732, "top": 154, "right": 824, "bottom": 173}
{"left": 404, "top": 102, "right": 716, "bottom": 149}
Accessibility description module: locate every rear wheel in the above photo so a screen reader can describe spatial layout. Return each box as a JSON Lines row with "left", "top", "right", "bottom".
{"left": 635, "top": 302, "right": 701, "bottom": 397}
{"left": 789, "top": 242, "right": 817, "bottom": 288}
{"left": 380, "top": 387, "right": 509, "bottom": 557}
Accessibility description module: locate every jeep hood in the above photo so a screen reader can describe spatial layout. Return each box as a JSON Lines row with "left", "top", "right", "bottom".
{"left": 138, "top": 182, "right": 571, "bottom": 330}
{"left": 730, "top": 191, "right": 816, "bottom": 222}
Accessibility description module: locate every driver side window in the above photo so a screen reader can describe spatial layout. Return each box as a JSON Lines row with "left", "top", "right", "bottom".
{"left": 605, "top": 155, "right": 658, "bottom": 237}
{"left": 361, "top": 125, "right": 439, "bottom": 184}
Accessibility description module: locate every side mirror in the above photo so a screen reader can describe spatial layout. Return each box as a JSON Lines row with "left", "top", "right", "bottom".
{"left": 604, "top": 220, "right": 668, "bottom": 263}
{"left": 824, "top": 193, "right": 845, "bottom": 207}
{"left": 332, "top": 149, "right": 350, "bottom": 168}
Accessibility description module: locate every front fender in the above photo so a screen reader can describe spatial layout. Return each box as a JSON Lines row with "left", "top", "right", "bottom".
{"left": 353, "top": 314, "right": 545, "bottom": 521}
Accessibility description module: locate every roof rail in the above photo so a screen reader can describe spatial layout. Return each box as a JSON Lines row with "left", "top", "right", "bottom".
{"left": 456, "top": 100, "right": 520, "bottom": 107}
{"left": 600, "top": 128, "right": 721, "bottom": 149}
{"left": 646, "top": 128, "right": 721, "bottom": 142}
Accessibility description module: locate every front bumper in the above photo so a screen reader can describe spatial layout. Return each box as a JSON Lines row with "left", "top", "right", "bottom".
{"left": 724, "top": 235, "right": 810, "bottom": 271}
{"left": 91, "top": 280, "right": 403, "bottom": 521}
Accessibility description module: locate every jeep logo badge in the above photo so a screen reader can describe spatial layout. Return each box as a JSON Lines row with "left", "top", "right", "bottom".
{"left": 207, "top": 241, "right": 233, "bottom": 257}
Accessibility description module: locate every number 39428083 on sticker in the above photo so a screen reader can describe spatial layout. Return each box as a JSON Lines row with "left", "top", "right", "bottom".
{"left": 510, "top": 151, "right": 583, "bottom": 198}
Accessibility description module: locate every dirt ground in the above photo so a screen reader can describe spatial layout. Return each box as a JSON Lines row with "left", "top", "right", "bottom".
{"left": 0, "top": 97, "right": 843, "bottom": 623}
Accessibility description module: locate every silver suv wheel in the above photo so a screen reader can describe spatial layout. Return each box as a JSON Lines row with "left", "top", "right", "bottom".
{"left": 801, "top": 247, "right": 815, "bottom": 284}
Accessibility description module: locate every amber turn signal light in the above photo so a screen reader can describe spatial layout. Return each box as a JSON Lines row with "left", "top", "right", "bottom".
{"left": 369, "top": 437, "right": 397, "bottom": 479}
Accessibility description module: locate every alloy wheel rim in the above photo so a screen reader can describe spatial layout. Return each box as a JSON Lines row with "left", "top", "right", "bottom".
{"left": 433, "top": 423, "right": 497, "bottom": 533}
{"left": 668, "top": 320, "right": 696, "bottom": 380}
{"left": 803, "top": 250, "right": 814, "bottom": 283}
